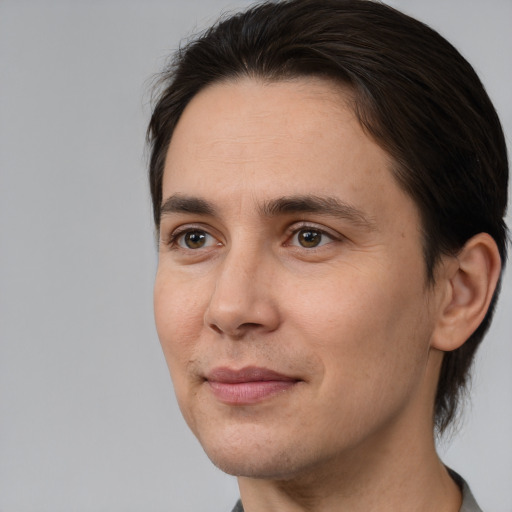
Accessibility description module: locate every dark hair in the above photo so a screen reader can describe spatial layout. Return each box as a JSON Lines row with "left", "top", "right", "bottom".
{"left": 147, "top": 0, "right": 509, "bottom": 432}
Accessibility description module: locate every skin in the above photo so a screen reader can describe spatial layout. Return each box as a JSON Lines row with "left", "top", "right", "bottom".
{"left": 153, "top": 77, "right": 500, "bottom": 511}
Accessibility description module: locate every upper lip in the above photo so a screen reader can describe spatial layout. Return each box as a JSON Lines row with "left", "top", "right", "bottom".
{"left": 205, "top": 366, "right": 298, "bottom": 383}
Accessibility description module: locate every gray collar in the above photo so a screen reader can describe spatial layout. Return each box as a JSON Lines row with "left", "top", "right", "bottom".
{"left": 448, "top": 469, "right": 483, "bottom": 512}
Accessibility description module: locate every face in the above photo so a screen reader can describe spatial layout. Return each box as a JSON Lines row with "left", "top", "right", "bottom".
{"left": 154, "top": 78, "right": 443, "bottom": 480}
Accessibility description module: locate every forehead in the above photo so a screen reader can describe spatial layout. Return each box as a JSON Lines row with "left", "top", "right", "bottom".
{"left": 162, "top": 77, "right": 417, "bottom": 230}
{"left": 166, "top": 78, "right": 364, "bottom": 168}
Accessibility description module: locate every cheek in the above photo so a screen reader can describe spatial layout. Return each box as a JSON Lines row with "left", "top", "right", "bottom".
{"left": 153, "top": 270, "right": 212, "bottom": 434}
{"left": 285, "top": 264, "right": 431, "bottom": 387}
{"left": 153, "top": 269, "right": 207, "bottom": 371}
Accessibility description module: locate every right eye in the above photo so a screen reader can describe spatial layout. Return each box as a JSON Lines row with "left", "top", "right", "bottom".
{"left": 175, "top": 229, "right": 218, "bottom": 250}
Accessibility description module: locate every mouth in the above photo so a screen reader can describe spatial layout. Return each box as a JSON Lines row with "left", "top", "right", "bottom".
{"left": 205, "top": 366, "right": 301, "bottom": 405}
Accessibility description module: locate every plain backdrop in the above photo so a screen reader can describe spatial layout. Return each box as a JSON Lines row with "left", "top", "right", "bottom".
{"left": 0, "top": 1, "right": 511, "bottom": 511}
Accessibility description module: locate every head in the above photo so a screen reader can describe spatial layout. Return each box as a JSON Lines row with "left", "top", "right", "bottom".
{"left": 148, "top": 0, "right": 508, "bottom": 445}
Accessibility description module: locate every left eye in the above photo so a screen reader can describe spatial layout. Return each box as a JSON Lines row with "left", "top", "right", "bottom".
{"left": 290, "top": 228, "right": 333, "bottom": 248}
{"left": 176, "top": 230, "right": 217, "bottom": 249}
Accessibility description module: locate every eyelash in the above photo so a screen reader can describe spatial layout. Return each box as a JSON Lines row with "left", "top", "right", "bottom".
{"left": 164, "top": 225, "right": 219, "bottom": 250}
{"left": 285, "top": 223, "right": 338, "bottom": 249}
{"left": 163, "top": 223, "right": 340, "bottom": 252}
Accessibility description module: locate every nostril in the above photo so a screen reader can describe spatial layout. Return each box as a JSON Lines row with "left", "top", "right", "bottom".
{"left": 206, "top": 320, "right": 266, "bottom": 338}
{"left": 240, "top": 322, "right": 262, "bottom": 330}
{"left": 208, "top": 323, "right": 224, "bottom": 335}
{"left": 203, "top": 273, "right": 280, "bottom": 337}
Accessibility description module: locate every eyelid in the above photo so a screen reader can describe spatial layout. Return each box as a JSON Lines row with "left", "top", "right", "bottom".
{"left": 159, "top": 220, "right": 343, "bottom": 251}
{"left": 161, "top": 223, "right": 221, "bottom": 250}
{"left": 284, "top": 221, "right": 342, "bottom": 247}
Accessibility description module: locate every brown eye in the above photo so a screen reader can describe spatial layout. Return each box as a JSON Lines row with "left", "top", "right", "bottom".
{"left": 289, "top": 226, "right": 336, "bottom": 249}
{"left": 178, "top": 230, "right": 211, "bottom": 249}
{"left": 297, "top": 229, "right": 323, "bottom": 248}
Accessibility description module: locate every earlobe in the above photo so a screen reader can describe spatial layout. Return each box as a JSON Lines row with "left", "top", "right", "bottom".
{"left": 431, "top": 233, "right": 502, "bottom": 352}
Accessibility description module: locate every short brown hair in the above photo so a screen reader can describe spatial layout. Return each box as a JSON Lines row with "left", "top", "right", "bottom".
{"left": 147, "top": 0, "right": 509, "bottom": 432}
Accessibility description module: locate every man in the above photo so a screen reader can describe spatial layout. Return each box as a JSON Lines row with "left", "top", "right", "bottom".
{"left": 147, "top": 1, "right": 508, "bottom": 510}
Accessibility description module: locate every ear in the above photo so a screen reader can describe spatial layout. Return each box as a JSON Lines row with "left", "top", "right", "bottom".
{"left": 430, "top": 233, "right": 502, "bottom": 352}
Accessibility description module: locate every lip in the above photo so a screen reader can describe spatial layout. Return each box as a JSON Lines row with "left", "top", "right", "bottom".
{"left": 205, "top": 366, "right": 300, "bottom": 405}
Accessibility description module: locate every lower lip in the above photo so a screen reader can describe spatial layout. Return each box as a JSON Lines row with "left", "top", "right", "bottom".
{"left": 207, "top": 380, "right": 297, "bottom": 405}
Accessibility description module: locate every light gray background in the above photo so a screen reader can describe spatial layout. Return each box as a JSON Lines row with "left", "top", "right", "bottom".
{"left": 0, "top": 1, "right": 510, "bottom": 511}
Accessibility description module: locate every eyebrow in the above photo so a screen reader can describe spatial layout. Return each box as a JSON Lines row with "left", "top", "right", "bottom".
{"left": 160, "top": 194, "right": 216, "bottom": 217}
{"left": 261, "top": 195, "right": 378, "bottom": 231}
{"left": 159, "top": 193, "right": 377, "bottom": 231}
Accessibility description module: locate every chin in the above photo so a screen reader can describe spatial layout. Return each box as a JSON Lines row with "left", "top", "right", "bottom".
{"left": 198, "top": 430, "right": 316, "bottom": 480}
{"left": 208, "top": 452, "right": 300, "bottom": 479}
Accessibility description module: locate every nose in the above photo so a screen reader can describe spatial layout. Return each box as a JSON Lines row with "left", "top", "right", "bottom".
{"left": 203, "top": 245, "right": 281, "bottom": 338}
